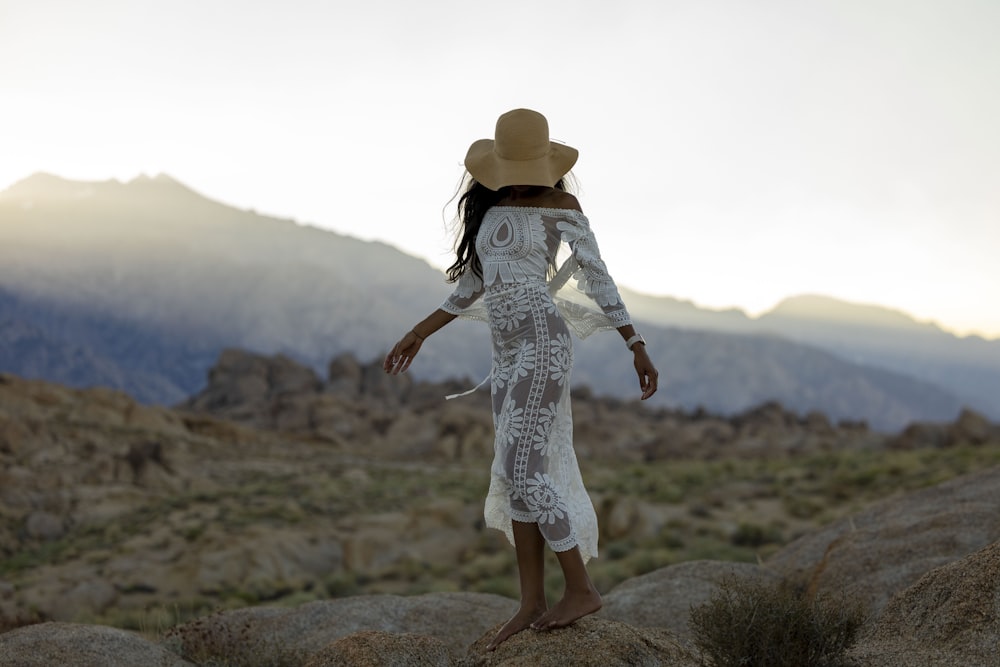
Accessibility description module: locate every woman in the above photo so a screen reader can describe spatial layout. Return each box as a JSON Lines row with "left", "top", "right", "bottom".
{"left": 384, "top": 108, "right": 658, "bottom": 650}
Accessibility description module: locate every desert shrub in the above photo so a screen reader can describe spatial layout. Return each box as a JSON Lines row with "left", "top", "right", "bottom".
{"left": 688, "top": 575, "right": 866, "bottom": 667}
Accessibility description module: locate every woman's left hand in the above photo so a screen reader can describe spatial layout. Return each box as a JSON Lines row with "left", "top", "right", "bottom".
{"left": 633, "top": 345, "right": 659, "bottom": 400}
{"left": 383, "top": 331, "right": 423, "bottom": 375}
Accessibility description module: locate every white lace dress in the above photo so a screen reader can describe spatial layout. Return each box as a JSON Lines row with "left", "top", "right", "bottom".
{"left": 440, "top": 206, "right": 632, "bottom": 561}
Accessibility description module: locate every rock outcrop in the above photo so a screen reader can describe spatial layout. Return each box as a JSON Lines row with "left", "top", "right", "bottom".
{"left": 887, "top": 407, "right": 1000, "bottom": 449}
{"left": 303, "top": 630, "right": 452, "bottom": 667}
{"left": 3, "top": 517, "right": 999, "bottom": 666}
{"left": 600, "top": 560, "right": 779, "bottom": 641}
{"left": 0, "top": 622, "right": 193, "bottom": 667}
{"left": 849, "top": 540, "right": 1000, "bottom": 666}
{"left": 177, "top": 348, "right": 999, "bottom": 466}
{"left": 765, "top": 466, "right": 1000, "bottom": 615}
{"left": 182, "top": 350, "right": 898, "bottom": 464}
{"left": 165, "top": 592, "right": 517, "bottom": 663}
{"left": 181, "top": 351, "right": 495, "bottom": 460}
{"left": 463, "top": 616, "right": 697, "bottom": 666}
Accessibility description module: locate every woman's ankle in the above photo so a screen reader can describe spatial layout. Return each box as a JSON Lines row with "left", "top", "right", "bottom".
{"left": 519, "top": 596, "right": 548, "bottom": 612}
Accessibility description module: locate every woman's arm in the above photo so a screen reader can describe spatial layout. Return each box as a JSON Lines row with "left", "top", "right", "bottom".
{"left": 616, "top": 323, "right": 658, "bottom": 400}
{"left": 556, "top": 211, "right": 632, "bottom": 328}
{"left": 383, "top": 308, "right": 458, "bottom": 375}
{"left": 559, "top": 210, "right": 658, "bottom": 400}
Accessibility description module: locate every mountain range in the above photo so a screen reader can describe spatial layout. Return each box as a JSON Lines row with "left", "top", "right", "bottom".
{"left": 1, "top": 172, "right": 997, "bottom": 430}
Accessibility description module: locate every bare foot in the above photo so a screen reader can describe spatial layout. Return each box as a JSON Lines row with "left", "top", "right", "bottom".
{"left": 530, "top": 588, "right": 602, "bottom": 631}
{"left": 487, "top": 605, "right": 547, "bottom": 651}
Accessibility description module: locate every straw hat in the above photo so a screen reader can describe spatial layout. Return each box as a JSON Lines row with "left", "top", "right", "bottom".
{"left": 464, "top": 109, "right": 578, "bottom": 191}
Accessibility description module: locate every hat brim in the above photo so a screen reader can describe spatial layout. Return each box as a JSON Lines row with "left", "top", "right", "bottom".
{"left": 465, "top": 139, "right": 578, "bottom": 191}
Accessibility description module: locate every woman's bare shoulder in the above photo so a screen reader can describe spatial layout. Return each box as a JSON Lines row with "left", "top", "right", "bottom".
{"left": 541, "top": 189, "right": 582, "bottom": 212}
{"left": 497, "top": 186, "right": 583, "bottom": 212}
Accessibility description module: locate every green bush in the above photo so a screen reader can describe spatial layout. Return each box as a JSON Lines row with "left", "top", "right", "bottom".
{"left": 688, "top": 576, "right": 866, "bottom": 667}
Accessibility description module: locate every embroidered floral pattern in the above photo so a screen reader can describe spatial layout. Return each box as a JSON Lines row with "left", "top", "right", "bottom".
{"left": 489, "top": 288, "right": 531, "bottom": 331}
{"left": 549, "top": 333, "right": 573, "bottom": 386}
{"left": 511, "top": 340, "right": 536, "bottom": 381}
{"left": 532, "top": 402, "right": 558, "bottom": 456}
{"left": 454, "top": 269, "right": 483, "bottom": 300}
{"left": 496, "top": 403, "right": 524, "bottom": 447}
{"left": 556, "top": 217, "right": 627, "bottom": 310}
{"left": 525, "top": 472, "right": 569, "bottom": 525}
{"left": 492, "top": 344, "right": 515, "bottom": 394}
{"left": 441, "top": 207, "right": 630, "bottom": 562}
{"left": 477, "top": 210, "right": 548, "bottom": 285}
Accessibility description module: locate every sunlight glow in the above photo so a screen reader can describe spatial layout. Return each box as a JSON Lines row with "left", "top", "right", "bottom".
{"left": 1, "top": 0, "right": 997, "bottom": 338}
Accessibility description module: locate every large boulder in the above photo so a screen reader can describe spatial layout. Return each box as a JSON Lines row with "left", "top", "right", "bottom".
{"left": 946, "top": 408, "right": 998, "bottom": 446}
{"left": 463, "top": 616, "right": 697, "bottom": 666}
{"left": 182, "top": 349, "right": 321, "bottom": 425}
{"left": 765, "top": 465, "right": 1000, "bottom": 615}
{"left": 303, "top": 630, "right": 452, "bottom": 667}
{"left": 0, "top": 622, "right": 193, "bottom": 667}
{"left": 849, "top": 540, "right": 1000, "bottom": 666}
{"left": 599, "top": 560, "right": 779, "bottom": 641}
{"left": 165, "top": 592, "right": 517, "bottom": 663}
{"left": 326, "top": 353, "right": 365, "bottom": 395}
{"left": 889, "top": 408, "right": 999, "bottom": 449}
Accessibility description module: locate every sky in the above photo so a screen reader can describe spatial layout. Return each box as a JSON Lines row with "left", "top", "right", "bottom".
{"left": 1, "top": 0, "right": 998, "bottom": 338}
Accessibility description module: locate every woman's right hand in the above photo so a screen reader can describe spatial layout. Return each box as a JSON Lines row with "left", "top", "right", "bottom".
{"left": 383, "top": 331, "right": 423, "bottom": 375}
{"left": 633, "top": 345, "right": 659, "bottom": 400}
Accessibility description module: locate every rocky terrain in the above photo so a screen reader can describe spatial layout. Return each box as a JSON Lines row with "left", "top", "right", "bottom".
{"left": 1, "top": 351, "right": 999, "bottom": 665}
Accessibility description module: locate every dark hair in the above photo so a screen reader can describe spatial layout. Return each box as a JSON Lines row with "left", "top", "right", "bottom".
{"left": 446, "top": 174, "right": 572, "bottom": 283}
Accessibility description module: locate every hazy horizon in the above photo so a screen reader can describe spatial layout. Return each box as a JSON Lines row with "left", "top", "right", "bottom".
{"left": 3, "top": 168, "right": 996, "bottom": 343}
{"left": 2, "top": 0, "right": 997, "bottom": 337}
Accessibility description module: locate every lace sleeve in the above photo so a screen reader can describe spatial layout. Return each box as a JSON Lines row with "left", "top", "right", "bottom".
{"left": 440, "top": 268, "right": 487, "bottom": 320}
{"left": 555, "top": 212, "right": 633, "bottom": 330}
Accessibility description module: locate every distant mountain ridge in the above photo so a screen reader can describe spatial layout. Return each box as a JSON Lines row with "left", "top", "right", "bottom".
{"left": 620, "top": 285, "right": 1000, "bottom": 418}
{"left": 1, "top": 172, "right": 995, "bottom": 429}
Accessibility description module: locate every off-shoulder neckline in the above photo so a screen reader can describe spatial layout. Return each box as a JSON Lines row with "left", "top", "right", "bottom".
{"left": 488, "top": 205, "right": 585, "bottom": 215}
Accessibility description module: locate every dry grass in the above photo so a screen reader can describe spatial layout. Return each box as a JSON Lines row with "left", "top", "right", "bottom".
{"left": 688, "top": 575, "right": 867, "bottom": 667}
